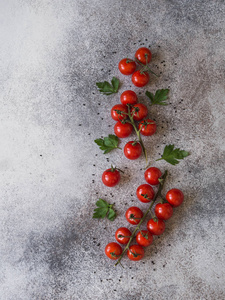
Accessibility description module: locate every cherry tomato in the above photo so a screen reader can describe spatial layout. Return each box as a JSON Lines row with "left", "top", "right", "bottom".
{"left": 111, "top": 104, "right": 128, "bottom": 121}
{"left": 114, "top": 121, "right": 133, "bottom": 138}
{"left": 166, "top": 189, "right": 184, "bottom": 207}
{"left": 136, "top": 230, "right": 153, "bottom": 247}
{"left": 131, "top": 103, "right": 148, "bottom": 121}
{"left": 144, "top": 167, "right": 162, "bottom": 185}
{"left": 115, "top": 227, "right": 132, "bottom": 245}
{"left": 125, "top": 206, "right": 143, "bottom": 225}
{"left": 120, "top": 90, "right": 138, "bottom": 105}
{"left": 118, "top": 58, "right": 136, "bottom": 75}
{"left": 147, "top": 218, "right": 165, "bottom": 235}
{"left": 155, "top": 203, "right": 173, "bottom": 220}
{"left": 139, "top": 119, "right": 156, "bottom": 136}
{"left": 132, "top": 70, "right": 150, "bottom": 87}
{"left": 124, "top": 141, "right": 142, "bottom": 160}
{"left": 127, "top": 245, "right": 144, "bottom": 261}
{"left": 136, "top": 184, "right": 154, "bottom": 203}
{"left": 135, "top": 47, "right": 152, "bottom": 65}
{"left": 102, "top": 168, "right": 120, "bottom": 187}
{"left": 105, "top": 242, "right": 122, "bottom": 260}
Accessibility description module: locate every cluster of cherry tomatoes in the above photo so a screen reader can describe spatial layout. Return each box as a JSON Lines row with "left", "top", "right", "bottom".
{"left": 102, "top": 89, "right": 157, "bottom": 187}
{"left": 101, "top": 47, "right": 184, "bottom": 263}
{"left": 118, "top": 47, "right": 153, "bottom": 87}
{"left": 105, "top": 167, "right": 184, "bottom": 261}
{"left": 111, "top": 90, "right": 156, "bottom": 161}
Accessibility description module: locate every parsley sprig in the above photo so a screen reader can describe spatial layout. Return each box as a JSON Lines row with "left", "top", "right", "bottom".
{"left": 94, "top": 134, "right": 121, "bottom": 154}
{"left": 146, "top": 89, "right": 169, "bottom": 105}
{"left": 156, "top": 144, "right": 190, "bottom": 165}
{"left": 96, "top": 77, "right": 120, "bottom": 95}
{"left": 93, "top": 199, "right": 116, "bottom": 221}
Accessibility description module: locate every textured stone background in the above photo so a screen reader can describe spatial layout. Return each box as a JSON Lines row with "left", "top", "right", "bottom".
{"left": 1, "top": 0, "right": 225, "bottom": 299}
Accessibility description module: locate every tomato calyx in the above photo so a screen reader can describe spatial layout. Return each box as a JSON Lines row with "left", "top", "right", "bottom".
{"left": 152, "top": 216, "right": 158, "bottom": 223}
{"left": 129, "top": 249, "right": 141, "bottom": 258}
{"left": 140, "top": 230, "right": 149, "bottom": 240}
{"left": 129, "top": 214, "right": 142, "bottom": 223}
{"left": 110, "top": 164, "right": 124, "bottom": 174}
{"left": 131, "top": 141, "right": 139, "bottom": 146}
{"left": 113, "top": 108, "right": 128, "bottom": 118}
{"left": 117, "top": 234, "right": 131, "bottom": 238}
{"left": 138, "top": 120, "right": 155, "bottom": 132}
{"left": 126, "top": 59, "right": 135, "bottom": 64}
{"left": 110, "top": 251, "right": 121, "bottom": 258}
{"left": 110, "top": 165, "right": 116, "bottom": 172}
{"left": 131, "top": 106, "right": 140, "bottom": 117}
{"left": 141, "top": 193, "right": 152, "bottom": 202}
{"left": 120, "top": 119, "right": 129, "bottom": 125}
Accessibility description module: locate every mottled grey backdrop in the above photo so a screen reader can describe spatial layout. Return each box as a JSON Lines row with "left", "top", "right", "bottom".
{"left": 0, "top": 0, "right": 225, "bottom": 299}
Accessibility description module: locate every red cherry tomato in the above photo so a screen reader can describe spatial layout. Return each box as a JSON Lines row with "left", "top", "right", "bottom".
{"left": 132, "top": 70, "right": 150, "bottom": 87}
{"left": 136, "top": 184, "right": 154, "bottom": 203}
{"left": 166, "top": 189, "right": 184, "bottom": 207}
{"left": 120, "top": 90, "right": 138, "bottom": 105}
{"left": 105, "top": 242, "right": 122, "bottom": 260}
{"left": 124, "top": 141, "right": 142, "bottom": 160}
{"left": 102, "top": 168, "right": 120, "bottom": 187}
{"left": 155, "top": 203, "right": 173, "bottom": 220}
{"left": 114, "top": 121, "right": 133, "bottom": 138}
{"left": 139, "top": 119, "right": 156, "bottom": 136}
{"left": 135, "top": 47, "right": 152, "bottom": 65}
{"left": 144, "top": 167, "right": 162, "bottom": 185}
{"left": 136, "top": 230, "right": 153, "bottom": 247}
{"left": 131, "top": 103, "right": 148, "bottom": 121}
{"left": 115, "top": 227, "right": 132, "bottom": 245}
{"left": 127, "top": 245, "right": 144, "bottom": 261}
{"left": 125, "top": 206, "right": 143, "bottom": 225}
{"left": 111, "top": 104, "right": 128, "bottom": 121}
{"left": 147, "top": 218, "right": 165, "bottom": 235}
{"left": 118, "top": 58, "right": 136, "bottom": 75}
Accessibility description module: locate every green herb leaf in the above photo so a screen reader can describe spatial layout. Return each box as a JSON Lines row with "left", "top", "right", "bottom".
{"left": 96, "top": 198, "right": 109, "bottom": 208}
{"left": 94, "top": 134, "right": 120, "bottom": 154}
{"left": 111, "top": 77, "right": 119, "bottom": 92}
{"left": 96, "top": 77, "right": 120, "bottom": 95}
{"left": 107, "top": 208, "right": 116, "bottom": 221}
{"left": 157, "top": 144, "right": 190, "bottom": 165}
{"left": 93, "top": 199, "right": 117, "bottom": 221}
{"left": 93, "top": 207, "right": 108, "bottom": 219}
{"left": 146, "top": 89, "right": 169, "bottom": 105}
{"left": 145, "top": 91, "right": 154, "bottom": 102}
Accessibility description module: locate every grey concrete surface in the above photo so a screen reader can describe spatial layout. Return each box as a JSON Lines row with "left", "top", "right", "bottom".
{"left": 0, "top": 0, "right": 225, "bottom": 299}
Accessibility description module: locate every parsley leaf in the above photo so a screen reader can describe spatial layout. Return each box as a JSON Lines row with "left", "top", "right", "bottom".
{"left": 146, "top": 89, "right": 169, "bottom": 105}
{"left": 107, "top": 208, "right": 116, "bottom": 221}
{"left": 96, "top": 77, "right": 120, "bottom": 95}
{"left": 96, "top": 199, "right": 109, "bottom": 208}
{"left": 94, "top": 134, "right": 121, "bottom": 154}
{"left": 156, "top": 144, "right": 190, "bottom": 165}
{"left": 93, "top": 199, "right": 117, "bottom": 221}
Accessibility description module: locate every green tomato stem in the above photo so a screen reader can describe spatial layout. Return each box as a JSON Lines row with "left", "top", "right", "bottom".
{"left": 127, "top": 105, "right": 148, "bottom": 166}
{"left": 135, "top": 58, "right": 159, "bottom": 77}
{"left": 115, "top": 170, "right": 168, "bottom": 267}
